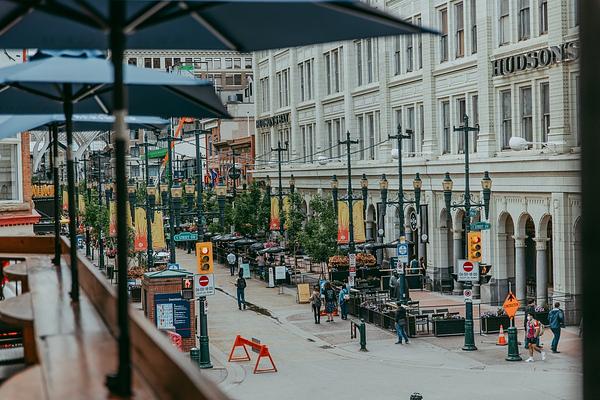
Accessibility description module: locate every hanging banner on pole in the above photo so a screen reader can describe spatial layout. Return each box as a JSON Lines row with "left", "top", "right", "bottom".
{"left": 337, "top": 201, "right": 350, "bottom": 244}
{"left": 269, "top": 197, "right": 280, "bottom": 231}
{"left": 78, "top": 194, "right": 85, "bottom": 214}
{"left": 109, "top": 201, "right": 117, "bottom": 237}
{"left": 126, "top": 201, "right": 133, "bottom": 230}
{"left": 62, "top": 190, "right": 69, "bottom": 211}
{"left": 152, "top": 210, "right": 167, "bottom": 249}
{"left": 283, "top": 196, "right": 291, "bottom": 230}
{"left": 134, "top": 207, "right": 148, "bottom": 251}
{"left": 353, "top": 200, "right": 366, "bottom": 243}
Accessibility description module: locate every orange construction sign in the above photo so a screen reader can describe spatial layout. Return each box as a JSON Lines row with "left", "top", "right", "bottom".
{"left": 502, "top": 291, "right": 520, "bottom": 319}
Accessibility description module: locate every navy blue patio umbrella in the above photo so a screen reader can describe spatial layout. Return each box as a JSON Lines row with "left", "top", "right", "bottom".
{"left": 0, "top": 1, "right": 436, "bottom": 396}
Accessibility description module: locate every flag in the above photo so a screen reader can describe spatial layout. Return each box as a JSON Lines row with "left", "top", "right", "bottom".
{"left": 337, "top": 200, "right": 366, "bottom": 244}
{"left": 109, "top": 201, "right": 117, "bottom": 237}
{"left": 133, "top": 207, "right": 148, "bottom": 252}
{"left": 62, "top": 190, "right": 68, "bottom": 211}
{"left": 210, "top": 168, "right": 219, "bottom": 185}
{"left": 270, "top": 197, "right": 280, "bottom": 231}
{"left": 152, "top": 210, "right": 167, "bottom": 249}
{"left": 78, "top": 194, "right": 85, "bottom": 213}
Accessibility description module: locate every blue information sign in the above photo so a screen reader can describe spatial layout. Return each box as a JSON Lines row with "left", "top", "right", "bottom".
{"left": 154, "top": 293, "right": 191, "bottom": 338}
{"left": 397, "top": 243, "right": 409, "bottom": 263}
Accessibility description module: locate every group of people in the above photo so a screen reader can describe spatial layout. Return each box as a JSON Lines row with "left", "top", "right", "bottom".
{"left": 309, "top": 282, "right": 350, "bottom": 324}
{"left": 524, "top": 300, "right": 565, "bottom": 362}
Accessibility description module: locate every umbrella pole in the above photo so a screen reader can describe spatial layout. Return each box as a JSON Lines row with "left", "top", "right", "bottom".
{"left": 106, "top": 0, "right": 132, "bottom": 396}
{"left": 51, "top": 124, "right": 61, "bottom": 266}
{"left": 64, "top": 84, "right": 79, "bottom": 302}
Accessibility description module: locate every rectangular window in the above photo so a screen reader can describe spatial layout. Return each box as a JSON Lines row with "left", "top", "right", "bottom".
{"left": 442, "top": 101, "right": 450, "bottom": 154}
{"left": 153, "top": 58, "right": 161, "bottom": 69}
{"left": 539, "top": 0, "right": 548, "bottom": 34}
{"left": 416, "top": 15, "right": 423, "bottom": 69}
{"left": 419, "top": 104, "right": 425, "bottom": 152}
{"left": 225, "top": 74, "right": 234, "bottom": 85}
{"left": 214, "top": 58, "right": 222, "bottom": 69}
{"left": 225, "top": 58, "right": 233, "bottom": 69}
{"left": 127, "top": 58, "right": 137, "bottom": 66}
{"left": 440, "top": 8, "right": 449, "bottom": 62}
{"left": 573, "top": 0, "right": 580, "bottom": 27}
{"left": 406, "top": 32, "right": 413, "bottom": 72}
{"left": 520, "top": 86, "right": 533, "bottom": 142}
{"left": 499, "top": 0, "right": 510, "bottom": 45}
{"left": 306, "top": 60, "right": 313, "bottom": 100}
{"left": 394, "top": 36, "right": 402, "bottom": 75}
{"left": 540, "top": 83, "right": 550, "bottom": 142}
{"left": 325, "top": 48, "right": 343, "bottom": 94}
{"left": 455, "top": 2, "right": 465, "bottom": 58}
{"left": 518, "top": 0, "right": 530, "bottom": 41}
{"left": 471, "top": 0, "right": 477, "bottom": 54}
{"left": 356, "top": 40, "right": 363, "bottom": 86}
{"left": 327, "top": 121, "right": 334, "bottom": 158}
{"left": 205, "top": 58, "right": 213, "bottom": 70}
{"left": 0, "top": 143, "right": 19, "bottom": 201}
{"left": 407, "top": 106, "right": 415, "bottom": 155}
{"left": 358, "top": 115, "right": 365, "bottom": 160}
{"left": 260, "top": 77, "right": 270, "bottom": 112}
{"left": 366, "top": 38, "right": 374, "bottom": 83}
{"left": 367, "top": 114, "right": 375, "bottom": 160}
{"left": 575, "top": 75, "right": 580, "bottom": 145}
{"left": 299, "top": 62, "right": 305, "bottom": 102}
{"left": 501, "top": 90, "right": 512, "bottom": 149}
{"left": 472, "top": 94, "right": 479, "bottom": 152}
{"left": 233, "top": 58, "right": 241, "bottom": 69}
{"left": 234, "top": 74, "right": 242, "bottom": 85}
{"left": 395, "top": 108, "right": 402, "bottom": 135}
{"left": 457, "top": 98, "right": 466, "bottom": 153}
{"left": 301, "top": 126, "right": 307, "bottom": 163}
{"left": 325, "top": 53, "right": 331, "bottom": 94}
{"left": 165, "top": 58, "right": 173, "bottom": 69}
{"left": 214, "top": 75, "right": 222, "bottom": 88}
{"left": 333, "top": 48, "right": 340, "bottom": 93}
{"left": 245, "top": 58, "right": 253, "bottom": 69}
{"left": 143, "top": 57, "right": 151, "bottom": 68}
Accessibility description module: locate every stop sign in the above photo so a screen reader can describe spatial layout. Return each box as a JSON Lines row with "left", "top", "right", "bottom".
{"left": 198, "top": 275, "right": 210, "bottom": 287}
{"left": 463, "top": 261, "right": 474, "bottom": 272}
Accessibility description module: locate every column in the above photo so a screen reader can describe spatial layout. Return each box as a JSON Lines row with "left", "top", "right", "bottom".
{"left": 535, "top": 238, "right": 549, "bottom": 306}
{"left": 515, "top": 237, "right": 527, "bottom": 303}
{"left": 453, "top": 229, "right": 464, "bottom": 294}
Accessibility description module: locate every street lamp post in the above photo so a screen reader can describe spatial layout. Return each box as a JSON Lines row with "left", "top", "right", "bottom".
{"left": 339, "top": 131, "right": 359, "bottom": 254}
{"left": 98, "top": 174, "right": 106, "bottom": 271}
{"left": 442, "top": 114, "right": 492, "bottom": 352}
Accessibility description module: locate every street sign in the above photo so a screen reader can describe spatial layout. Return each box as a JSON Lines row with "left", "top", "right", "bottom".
{"left": 349, "top": 253, "right": 357, "bottom": 274}
{"left": 463, "top": 288, "right": 473, "bottom": 302}
{"left": 348, "top": 275, "right": 355, "bottom": 287}
{"left": 194, "top": 274, "right": 215, "bottom": 297}
{"left": 275, "top": 266, "right": 286, "bottom": 280}
{"left": 168, "top": 263, "right": 180, "bottom": 270}
{"left": 397, "top": 243, "right": 409, "bottom": 263}
{"left": 457, "top": 259, "right": 479, "bottom": 282}
{"left": 470, "top": 221, "right": 491, "bottom": 231}
{"left": 181, "top": 277, "right": 194, "bottom": 300}
{"left": 502, "top": 291, "right": 520, "bottom": 319}
{"left": 174, "top": 232, "right": 198, "bottom": 242}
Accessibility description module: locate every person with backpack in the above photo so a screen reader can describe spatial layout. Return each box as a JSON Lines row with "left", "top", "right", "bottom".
{"left": 323, "top": 282, "right": 337, "bottom": 322}
{"left": 395, "top": 302, "right": 410, "bottom": 344}
{"left": 548, "top": 302, "right": 565, "bottom": 353}
{"left": 338, "top": 285, "right": 350, "bottom": 320}
{"left": 525, "top": 313, "right": 546, "bottom": 362}
{"left": 235, "top": 269, "right": 247, "bottom": 310}
{"left": 309, "top": 285, "right": 322, "bottom": 324}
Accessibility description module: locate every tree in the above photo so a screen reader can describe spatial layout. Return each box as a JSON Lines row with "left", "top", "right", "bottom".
{"left": 83, "top": 189, "right": 109, "bottom": 243}
{"left": 286, "top": 191, "right": 305, "bottom": 256}
{"left": 232, "top": 183, "right": 263, "bottom": 236}
{"left": 300, "top": 194, "right": 337, "bottom": 263}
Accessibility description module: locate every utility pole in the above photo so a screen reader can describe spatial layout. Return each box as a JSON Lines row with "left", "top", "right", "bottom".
{"left": 271, "top": 141, "right": 288, "bottom": 236}
{"left": 142, "top": 132, "right": 155, "bottom": 269}
{"left": 339, "top": 131, "right": 358, "bottom": 254}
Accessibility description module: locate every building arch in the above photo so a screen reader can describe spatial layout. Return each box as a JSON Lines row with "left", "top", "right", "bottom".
{"left": 366, "top": 203, "right": 376, "bottom": 241}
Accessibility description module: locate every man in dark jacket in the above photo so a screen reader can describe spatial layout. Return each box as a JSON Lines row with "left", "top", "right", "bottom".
{"left": 395, "top": 302, "right": 410, "bottom": 344}
{"left": 548, "top": 302, "right": 565, "bottom": 353}
{"left": 235, "top": 270, "right": 247, "bottom": 310}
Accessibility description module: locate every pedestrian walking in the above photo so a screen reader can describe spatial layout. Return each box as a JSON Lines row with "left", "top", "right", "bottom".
{"left": 409, "top": 255, "right": 419, "bottom": 272}
{"left": 227, "top": 252, "right": 236, "bottom": 276}
{"left": 338, "top": 285, "right": 350, "bottom": 320}
{"left": 235, "top": 269, "right": 247, "bottom": 310}
{"left": 524, "top": 299, "right": 536, "bottom": 348}
{"left": 309, "top": 285, "right": 322, "bottom": 324}
{"left": 257, "top": 253, "right": 265, "bottom": 279}
{"left": 525, "top": 313, "right": 546, "bottom": 362}
{"left": 548, "top": 302, "right": 565, "bottom": 353}
{"left": 389, "top": 271, "right": 399, "bottom": 301}
{"left": 395, "top": 302, "right": 410, "bottom": 344}
{"left": 323, "top": 282, "right": 337, "bottom": 322}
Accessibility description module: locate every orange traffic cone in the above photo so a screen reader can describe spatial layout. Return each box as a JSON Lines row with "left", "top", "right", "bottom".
{"left": 496, "top": 324, "right": 507, "bottom": 346}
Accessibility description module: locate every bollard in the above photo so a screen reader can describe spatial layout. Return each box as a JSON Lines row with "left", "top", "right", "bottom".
{"left": 505, "top": 326, "right": 522, "bottom": 361}
{"left": 358, "top": 319, "right": 367, "bottom": 352}
{"left": 190, "top": 347, "right": 200, "bottom": 365}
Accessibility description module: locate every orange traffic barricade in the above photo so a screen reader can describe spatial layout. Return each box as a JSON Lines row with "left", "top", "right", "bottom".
{"left": 228, "top": 335, "right": 277, "bottom": 374}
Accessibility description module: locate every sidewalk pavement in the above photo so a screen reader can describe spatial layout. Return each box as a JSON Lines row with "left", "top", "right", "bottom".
{"left": 174, "top": 249, "right": 582, "bottom": 400}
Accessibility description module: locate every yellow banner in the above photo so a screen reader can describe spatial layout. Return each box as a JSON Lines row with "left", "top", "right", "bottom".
{"left": 78, "top": 194, "right": 85, "bottom": 214}
{"left": 109, "top": 201, "right": 117, "bottom": 237}
{"left": 62, "top": 190, "right": 68, "bottom": 211}
{"left": 283, "top": 196, "right": 291, "bottom": 230}
{"left": 270, "top": 197, "right": 280, "bottom": 231}
{"left": 127, "top": 201, "right": 133, "bottom": 230}
{"left": 133, "top": 207, "right": 148, "bottom": 252}
{"left": 152, "top": 210, "right": 167, "bottom": 249}
{"left": 337, "top": 200, "right": 366, "bottom": 244}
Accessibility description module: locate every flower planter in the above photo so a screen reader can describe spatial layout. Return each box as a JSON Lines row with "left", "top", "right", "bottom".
{"left": 372, "top": 310, "right": 382, "bottom": 327}
{"left": 433, "top": 318, "right": 465, "bottom": 337}
{"left": 481, "top": 315, "right": 511, "bottom": 333}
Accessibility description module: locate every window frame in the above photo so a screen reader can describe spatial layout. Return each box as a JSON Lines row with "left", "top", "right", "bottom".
{"left": 500, "top": 89, "right": 512, "bottom": 150}
{"left": 518, "top": 0, "right": 531, "bottom": 41}
{"left": 440, "top": 8, "right": 449, "bottom": 62}
{"left": 520, "top": 86, "right": 533, "bottom": 142}
{"left": 0, "top": 140, "right": 22, "bottom": 203}
{"left": 455, "top": 2, "right": 465, "bottom": 58}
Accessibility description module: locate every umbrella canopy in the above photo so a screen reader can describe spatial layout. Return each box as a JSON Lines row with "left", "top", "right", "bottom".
{"left": 0, "top": 1, "right": 435, "bottom": 50}
{"left": 233, "top": 238, "right": 257, "bottom": 247}
{"left": 259, "top": 246, "right": 286, "bottom": 254}
{"left": 0, "top": 114, "right": 169, "bottom": 139}
{"left": 0, "top": 51, "right": 228, "bottom": 118}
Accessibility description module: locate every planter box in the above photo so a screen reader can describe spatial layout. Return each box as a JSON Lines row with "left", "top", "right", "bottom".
{"left": 372, "top": 310, "right": 382, "bottom": 327}
{"left": 358, "top": 306, "right": 369, "bottom": 321}
{"left": 481, "top": 316, "right": 511, "bottom": 333}
{"left": 433, "top": 318, "right": 465, "bottom": 337}
{"left": 534, "top": 311, "right": 550, "bottom": 326}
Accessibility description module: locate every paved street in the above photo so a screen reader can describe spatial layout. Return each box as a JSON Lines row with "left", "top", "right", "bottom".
{"left": 174, "top": 250, "right": 582, "bottom": 400}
